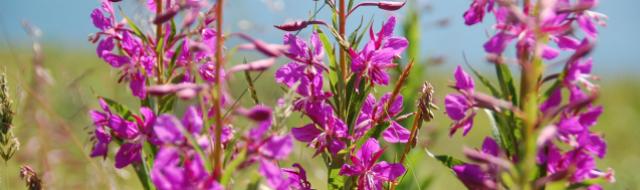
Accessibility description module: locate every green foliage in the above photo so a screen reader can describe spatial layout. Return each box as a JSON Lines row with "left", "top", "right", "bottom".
{"left": 221, "top": 148, "right": 246, "bottom": 186}
{"left": 425, "top": 149, "right": 465, "bottom": 170}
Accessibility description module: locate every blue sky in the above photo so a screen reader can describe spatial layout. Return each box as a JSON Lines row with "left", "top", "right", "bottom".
{"left": 1, "top": 0, "right": 638, "bottom": 73}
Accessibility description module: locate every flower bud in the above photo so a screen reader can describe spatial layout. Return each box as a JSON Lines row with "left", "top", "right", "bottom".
{"left": 237, "top": 105, "right": 272, "bottom": 122}
{"left": 235, "top": 33, "right": 286, "bottom": 57}
{"left": 228, "top": 58, "right": 276, "bottom": 73}
{"left": 377, "top": 1, "right": 406, "bottom": 11}
{"left": 274, "top": 20, "right": 326, "bottom": 31}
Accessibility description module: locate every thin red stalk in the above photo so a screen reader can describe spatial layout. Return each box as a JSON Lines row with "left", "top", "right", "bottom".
{"left": 388, "top": 61, "right": 417, "bottom": 190}
{"left": 156, "top": 0, "right": 164, "bottom": 84}
{"left": 371, "top": 60, "right": 413, "bottom": 127}
{"left": 212, "top": 0, "right": 224, "bottom": 179}
{"left": 338, "top": 0, "right": 347, "bottom": 81}
{"left": 389, "top": 108, "right": 423, "bottom": 190}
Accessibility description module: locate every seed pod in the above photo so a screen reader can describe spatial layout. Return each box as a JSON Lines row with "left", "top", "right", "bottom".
{"left": 418, "top": 82, "right": 437, "bottom": 122}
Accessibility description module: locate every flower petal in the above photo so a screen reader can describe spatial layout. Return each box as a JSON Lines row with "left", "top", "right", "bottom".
{"left": 382, "top": 122, "right": 411, "bottom": 143}
{"left": 371, "top": 161, "right": 406, "bottom": 181}
{"left": 291, "top": 124, "right": 322, "bottom": 142}
{"left": 114, "top": 143, "right": 142, "bottom": 168}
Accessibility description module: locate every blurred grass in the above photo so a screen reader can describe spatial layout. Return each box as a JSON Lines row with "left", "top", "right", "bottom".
{"left": 0, "top": 45, "right": 638, "bottom": 189}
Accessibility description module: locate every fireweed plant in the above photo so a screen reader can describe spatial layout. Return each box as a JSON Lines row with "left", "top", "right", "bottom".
{"left": 436, "top": 0, "right": 613, "bottom": 189}
{"left": 86, "top": 0, "right": 614, "bottom": 190}
{"left": 87, "top": 0, "right": 430, "bottom": 189}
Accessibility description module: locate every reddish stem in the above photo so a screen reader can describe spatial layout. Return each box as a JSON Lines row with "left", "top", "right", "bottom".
{"left": 155, "top": 0, "right": 165, "bottom": 84}
{"left": 212, "top": 0, "right": 224, "bottom": 179}
{"left": 338, "top": 0, "right": 347, "bottom": 81}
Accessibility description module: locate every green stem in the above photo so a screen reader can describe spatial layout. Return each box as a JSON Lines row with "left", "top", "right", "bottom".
{"left": 518, "top": 2, "right": 547, "bottom": 189}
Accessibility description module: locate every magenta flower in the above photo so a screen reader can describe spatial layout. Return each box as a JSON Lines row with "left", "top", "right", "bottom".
{"left": 452, "top": 164, "right": 496, "bottom": 190}
{"left": 89, "top": 99, "right": 158, "bottom": 168}
{"left": 91, "top": 2, "right": 154, "bottom": 99}
{"left": 114, "top": 107, "right": 158, "bottom": 168}
{"left": 540, "top": 144, "right": 614, "bottom": 184}
{"left": 258, "top": 160, "right": 313, "bottom": 190}
{"left": 282, "top": 163, "right": 312, "bottom": 190}
{"left": 282, "top": 32, "right": 325, "bottom": 72}
{"left": 339, "top": 138, "right": 405, "bottom": 190}
{"left": 275, "top": 32, "right": 326, "bottom": 86}
{"left": 96, "top": 37, "right": 129, "bottom": 67}
{"left": 480, "top": 6, "right": 598, "bottom": 60}
{"left": 88, "top": 99, "right": 115, "bottom": 158}
{"left": 463, "top": 0, "right": 495, "bottom": 25}
{"left": 444, "top": 65, "right": 477, "bottom": 136}
{"left": 151, "top": 147, "right": 222, "bottom": 190}
{"left": 354, "top": 93, "right": 410, "bottom": 143}
{"left": 275, "top": 32, "right": 332, "bottom": 108}
{"left": 199, "top": 62, "right": 226, "bottom": 83}
{"left": 90, "top": 0, "right": 116, "bottom": 31}
{"left": 381, "top": 122, "right": 411, "bottom": 144}
{"left": 452, "top": 138, "right": 500, "bottom": 190}
{"left": 350, "top": 16, "right": 408, "bottom": 86}
{"left": 154, "top": 106, "right": 236, "bottom": 152}
{"left": 291, "top": 102, "right": 347, "bottom": 155}
{"left": 258, "top": 160, "right": 292, "bottom": 190}
{"left": 240, "top": 105, "right": 293, "bottom": 165}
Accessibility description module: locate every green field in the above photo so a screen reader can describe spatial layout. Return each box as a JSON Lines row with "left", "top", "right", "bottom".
{"left": 1, "top": 45, "right": 638, "bottom": 189}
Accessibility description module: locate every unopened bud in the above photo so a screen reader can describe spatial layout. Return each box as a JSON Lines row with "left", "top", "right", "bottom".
{"left": 377, "top": 1, "right": 406, "bottom": 11}
{"left": 229, "top": 58, "right": 276, "bottom": 73}
{"left": 274, "top": 20, "right": 326, "bottom": 32}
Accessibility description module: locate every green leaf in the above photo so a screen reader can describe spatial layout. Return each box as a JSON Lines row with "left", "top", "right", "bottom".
{"left": 347, "top": 16, "right": 368, "bottom": 50}
{"left": 328, "top": 160, "right": 348, "bottom": 190}
{"left": 484, "top": 109, "right": 517, "bottom": 156}
{"left": 425, "top": 149, "right": 465, "bottom": 169}
{"left": 316, "top": 29, "right": 338, "bottom": 84}
{"left": 462, "top": 57, "right": 520, "bottom": 156}
{"left": 246, "top": 173, "right": 262, "bottom": 190}
{"left": 101, "top": 97, "right": 134, "bottom": 120}
{"left": 495, "top": 63, "right": 518, "bottom": 105}
{"left": 157, "top": 95, "right": 177, "bottom": 114}
{"left": 169, "top": 19, "right": 177, "bottom": 43}
{"left": 220, "top": 148, "right": 246, "bottom": 186}
{"left": 128, "top": 142, "right": 156, "bottom": 190}
{"left": 132, "top": 163, "right": 153, "bottom": 190}
{"left": 352, "top": 18, "right": 373, "bottom": 50}
{"left": 345, "top": 77, "right": 372, "bottom": 135}
{"left": 543, "top": 80, "right": 562, "bottom": 100}
{"left": 464, "top": 63, "right": 501, "bottom": 97}
{"left": 347, "top": 0, "right": 355, "bottom": 10}
{"left": 167, "top": 40, "right": 184, "bottom": 76}
{"left": 119, "top": 10, "right": 148, "bottom": 44}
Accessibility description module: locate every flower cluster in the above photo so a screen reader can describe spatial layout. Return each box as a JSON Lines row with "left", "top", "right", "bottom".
{"left": 272, "top": 1, "right": 417, "bottom": 188}
{"left": 88, "top": 0, "right": 306, "bottom": 190}
{"left": 443, "top": 0, "right": 613, "bottom": 189}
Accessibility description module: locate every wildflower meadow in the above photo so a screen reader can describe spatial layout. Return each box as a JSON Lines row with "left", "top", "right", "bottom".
{"left": 1, "top": 0, "right": 639, "bottom": 189}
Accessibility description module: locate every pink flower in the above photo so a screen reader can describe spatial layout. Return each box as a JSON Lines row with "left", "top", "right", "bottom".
{"left": 444, "top": 66, "right": 477, "bottom": 136}
{"left": 354, "top": 93, "right": 409, "bottom": 143}
{"left": 339, "top": 138, "right": 406, "bottom": 190}
{"left": 291, "top": 103, "right": 347, "bottom": 155}
{"left": 151, "top": 147, "right": 222, "bottom": 190}
{"left": 350, "top": 16, "right": 408, "bottom": 86}
{"left": 463, "top": 0, "right": 495, "bottom": 25}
